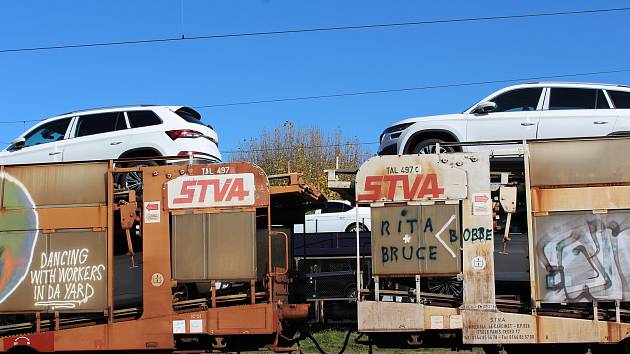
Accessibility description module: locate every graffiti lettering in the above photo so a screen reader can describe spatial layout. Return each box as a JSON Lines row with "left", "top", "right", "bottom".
{"left": 357, "top": 173, "right": 445, "bottom": 201}
{"left": 450, "top": 229, "right": 458, "bottom": 242}
{"left": 381, "top": 220, "right": 390, "bottom": 236}
{"left": 381, "top": 245, "right": 438, "bottom": 263}
{"left": 536, "top": 212, "right": 630, "bottom": 302}
{"left": 462, "top": 227, "right": 493, "bottom": 242}
{"left": 29, "top": 248, "right": 105, "bottom": 310}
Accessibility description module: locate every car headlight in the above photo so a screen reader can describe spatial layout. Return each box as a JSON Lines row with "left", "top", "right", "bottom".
{"left": 380, "top": 123, "right": 413, "bottom": 142}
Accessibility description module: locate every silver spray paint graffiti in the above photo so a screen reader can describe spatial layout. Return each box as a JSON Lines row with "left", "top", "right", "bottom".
{"left": 0, "top": 170, "right": 108, "bottom": 312}
{"left": 535, "top": 211, "right": 630, "bottom": 302}
{"left": 0, "top": 172, "right": 39, "bottom": 304}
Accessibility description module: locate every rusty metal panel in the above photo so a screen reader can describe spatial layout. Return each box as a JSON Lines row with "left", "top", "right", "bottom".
{"left": 171, "top": 213, "right": 207, "bottom": 280}
{"left": 206, "top": 303, "right": 274, "bottom": 334}
{"left": 207, "top": 211, "right": 256, "bottom": 280}
{"left": 356, "top": 155, "right": 467, "bottom": 203}
{"left": 534, "top": 211, "right": 630, "bottom": 303}
{"left": 461, "top": 311, "right": 536, "bottom": 344}
{"left": 3, "top": 163, "right": 107, "bottom": 206}
{"left": 357, "top": 301, "right": 423, "bottom": 332}
{"left": 532, "top": 186, "right": 630, "bottom": 213}
{"left": 0, "top": 229, "right": 107, "bottom": 312}
{"left": 172, "top": 211, "right": 256, "bottom": 281}
{"left": 371, "top": 204, "right": 460, "bottom": 275}
{"left": 38, "top": 206, "right": 108, "bottom": 230}
{"left": 529, "top": 138, "right": 630, "bottom": 187}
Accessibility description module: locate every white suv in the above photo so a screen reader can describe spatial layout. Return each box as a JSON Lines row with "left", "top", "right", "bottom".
{"left": 378, "top": 82, "right": 630, "bottom": 155}
{"left": 0, "top": 105, "right": 221, "bottom": 165}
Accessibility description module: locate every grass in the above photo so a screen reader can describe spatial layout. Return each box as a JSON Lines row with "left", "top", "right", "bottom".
{"left": 296, "top": 329, "right": 480, "bottom": 354}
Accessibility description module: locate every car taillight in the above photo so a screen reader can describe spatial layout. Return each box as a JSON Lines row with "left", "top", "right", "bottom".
{"left": 177, "top": 151, "right": 220, "bottom": 160}
{"left": 166, "top": 129, "right": 204, "bottom": 140}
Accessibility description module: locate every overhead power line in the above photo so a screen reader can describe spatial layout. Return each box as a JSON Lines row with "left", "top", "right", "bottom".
{"left": 0, "top": 7, "right": 629, "bottom": 54}
{"left": 194, "top": 68, "right": 630, "bottom": 108}
{"left": 0, "top": 119, "right": 42, "bottom": 125}
{"left": 221, "top": 141, "right": 380, "bottom": 155}
{"left": 1, "top": 68, "right": 630, "bottom": 125}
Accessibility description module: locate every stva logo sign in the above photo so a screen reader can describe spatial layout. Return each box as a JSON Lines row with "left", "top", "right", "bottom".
{"left": 167, "top": 173, "right": 255, "bottom": 209}
{"left": 357, "top": 173, "right": 445, "bottom": 202}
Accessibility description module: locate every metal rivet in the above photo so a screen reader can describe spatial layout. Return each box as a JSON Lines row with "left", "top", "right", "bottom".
{"left": 456, "top": 161, "right": 463, "bottom": 166}
{"left": 179, "top": 169, "right": 186, "bottom": 175}
{"left": 441, "top": 158, "right": 448, "bottom": 163}
{"left": 166, "top": 173, "right": 172, "bottom": 179}
{"left": 471, "top": 157, "right": 478, "bottom": 162}
{"left": 152, "top": 171, "right": 159, "bottom": 176}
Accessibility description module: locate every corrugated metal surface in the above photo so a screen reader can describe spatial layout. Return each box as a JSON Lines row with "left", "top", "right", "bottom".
{"left": 529, "top": 138, "right": 630, "bottom": 187}
{"left": 3, "top": 163, "right": 107, "bottom": 206}
{"left": 171, "top": 211, "right": 257, "bottom": 280}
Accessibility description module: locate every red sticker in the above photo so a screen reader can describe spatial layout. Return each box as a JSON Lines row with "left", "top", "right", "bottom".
{"left": 4, "top": 332, "right": 54, "bottom": 352}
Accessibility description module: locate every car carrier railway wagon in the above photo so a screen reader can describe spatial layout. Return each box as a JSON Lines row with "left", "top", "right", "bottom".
{"left": 0, "top": 160, "right": 322, "bottom": 353}
{"left": 353, "top": 137, "right": 630, "bottom": 353}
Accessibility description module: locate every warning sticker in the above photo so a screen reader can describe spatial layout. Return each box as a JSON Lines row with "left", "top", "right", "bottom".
{"left": 190, "top": 319, "right": 203, "bottom": 333}
{"left": 172, "top": 320, "right": 185, "bottom": 334}
{"left": 144, "top": 201, "right": 161, "bottom": 223}
{"left": 472, "top": 193, "right": 491, "bottom": 216}
{"left": 430, "top": 316, "right": 444, "bottom": 329}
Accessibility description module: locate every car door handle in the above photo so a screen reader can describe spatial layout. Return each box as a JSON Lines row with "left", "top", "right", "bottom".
{"left": 593, "top": 121, "right": 609, "bottom": 125}
{"left": 520, "top": 122, "right": 536, "bottom": 126}
{"left": 48, "top": 151, "right": 61, "bottom": 156}
{"left": 110, "top": 141, "right": 124, "bottom": 145}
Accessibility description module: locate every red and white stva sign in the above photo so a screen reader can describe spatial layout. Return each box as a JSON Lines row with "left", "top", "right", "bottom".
{"left": 167, "top": 173, "right": 255, "bottom": 209}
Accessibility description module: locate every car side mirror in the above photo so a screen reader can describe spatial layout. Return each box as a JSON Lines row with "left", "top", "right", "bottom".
{"left": 9, "top": 137, "right": 25, "bottom": 151}
{"left": 474, "top": 101, "right": 497, "bottom": 114}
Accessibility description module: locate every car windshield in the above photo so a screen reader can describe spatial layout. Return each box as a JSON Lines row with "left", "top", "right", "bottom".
{"left": 22, "top": 117, "right": 72, "bottom": 148}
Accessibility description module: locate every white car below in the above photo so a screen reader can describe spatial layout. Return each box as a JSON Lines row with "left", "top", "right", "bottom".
{"left": 378, "top": 82, "right": 630, "bottom": 155}
{"left": 294, "top": 200, "right": 371, "bottom": 233}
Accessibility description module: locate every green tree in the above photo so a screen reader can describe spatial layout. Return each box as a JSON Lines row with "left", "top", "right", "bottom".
{"left": 229, "top": 121, "right": 371, "bottom": 198}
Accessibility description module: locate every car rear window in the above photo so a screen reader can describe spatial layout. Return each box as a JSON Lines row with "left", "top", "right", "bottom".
{"left": 175, "top": 108, "right": 209, "bottom": 128}
{"left": 549, "top": 88, "right": 609, "bottom": 110}
{"left": 127, "top": 111, "right": 162, "bottom": 128}
{"left": 607, "top": 90, "right": 630, "bottom": 108}
{"left": 76, "top": 112, "right": 126, "bottom": 137}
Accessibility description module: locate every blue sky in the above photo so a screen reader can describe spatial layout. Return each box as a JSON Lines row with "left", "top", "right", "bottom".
{"left": 1, "top": 1, "right": 629, "bottom": 157}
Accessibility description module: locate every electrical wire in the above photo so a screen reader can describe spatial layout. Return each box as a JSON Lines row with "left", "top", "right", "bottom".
{"left": 0, "top": 7, "right": 628, "bottom": 54}
{"left": 193, "top": 69, "right": 630, "bottom": 109}
{"left": 221, "top": 141, "right": 380, "bottom": 155}
{"left": 2, "top": 68, "right": 630, "bottom": 126}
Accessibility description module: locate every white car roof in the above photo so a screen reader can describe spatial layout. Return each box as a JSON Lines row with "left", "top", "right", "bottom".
{"left": 496, "top": 81, "right": 630, "bottom": 92}
{"left": 27, "top": 105, "right": 190, "bottom": 130}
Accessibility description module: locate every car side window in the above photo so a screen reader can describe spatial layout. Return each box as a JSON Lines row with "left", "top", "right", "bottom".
{"left": 341, "top": 204, "right": 353, "bottom": 212}
{"left": 549, "top": 88, "right": 606, "bottom": 110}
{"left": 23, "top": 117, "right": 72, "bottom": 147}
{"left": 595, "top": 90, "right": 610, "bottom": 109}
{"left": 490, "top": 88, "right": 543, "bottom": 112}
{"left": 607, "top": 90, "right": 630, "bottom": 108}
{"left": 323, "top": 202, "right": 345, "bottom": 214}
{"left": 128, "top": 111, "right": 162, "bottom": 128}
{"left": 75, "top": 112, "right": 126, "bottom": 137}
